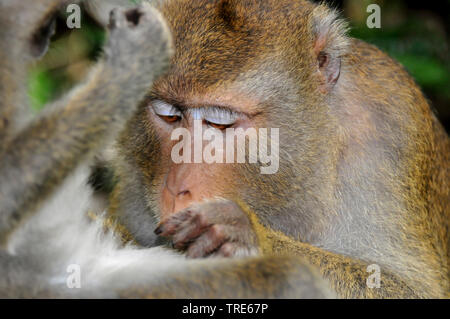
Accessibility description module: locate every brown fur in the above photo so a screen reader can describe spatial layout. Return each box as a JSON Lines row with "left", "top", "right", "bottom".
{"left": 110, "top": 0, "right": 449, "bottom": 298}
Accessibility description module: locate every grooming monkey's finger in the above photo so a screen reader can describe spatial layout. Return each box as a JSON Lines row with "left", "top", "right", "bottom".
{"left": 86, "top": 0, "right": 136, "bottom": 27}
{"left": 186, "top": 225, "right": 228, "bottom": 258}
{"left": 108, "top": 7, "right": 130, "bottom": 29}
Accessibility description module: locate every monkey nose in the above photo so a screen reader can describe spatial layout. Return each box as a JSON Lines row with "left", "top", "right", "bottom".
{"left": 161, "top": 184, "right": 194, "bottom": 216}
{"left": 165, "top": 181, "right": 190, "bottom": 198}
{"left": 173, "top": 189, "right": 193, "bottom": 213}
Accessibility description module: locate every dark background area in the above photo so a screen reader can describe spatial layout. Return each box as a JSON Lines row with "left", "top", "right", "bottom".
{"left": 336, "top": 0, "right": 450, "bottom": 132}
{"left": 29, "top": 0, "right": 450, "bottom": 132}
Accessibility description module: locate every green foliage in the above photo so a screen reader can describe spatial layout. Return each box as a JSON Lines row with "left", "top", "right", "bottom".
{"left": 349, "top": 17, "right": 450, "bottom": 98}
{"left": 81, "top": 20, "right": 106, "bottom": 60}
{"left": 28, "top": 14, "right": 105, "bottom": 111}
{"left": 28, "top": 69, "right": 57, "bottom": 112}
{"left": 395, "top": 55, "right": 450, "bottom": 97}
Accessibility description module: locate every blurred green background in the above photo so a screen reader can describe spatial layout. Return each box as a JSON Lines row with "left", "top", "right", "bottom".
{"left": 29, "top": 0, "right": 450, "bottom": 132}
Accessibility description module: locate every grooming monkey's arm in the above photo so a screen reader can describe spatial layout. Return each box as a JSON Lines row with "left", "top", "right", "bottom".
{"left": 116, "top": 256, "right": 336, "bottom": 299}
{"left": 0, "top": 2, "right": 173, "bottom": 245}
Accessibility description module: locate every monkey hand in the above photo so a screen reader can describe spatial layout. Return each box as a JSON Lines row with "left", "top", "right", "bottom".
{"left": 0, "top": 0, "right": 64, "bottom": 59}
{"left": 155, "top": 199, "right": 260, "bottom": 258}
{"left": 104, "top": 2, "right": 173, "bottom": 92}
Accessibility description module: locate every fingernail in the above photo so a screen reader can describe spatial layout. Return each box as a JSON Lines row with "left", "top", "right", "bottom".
{"left": 154, "top": 225, "right": 163, "bottom": 235}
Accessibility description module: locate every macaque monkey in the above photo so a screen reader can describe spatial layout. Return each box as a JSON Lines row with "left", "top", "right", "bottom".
{"left": 0, "top": 0, "right": 335, "bottom": 298}
{"left": 106, "top": 0, "right": 449, "bottom": 298}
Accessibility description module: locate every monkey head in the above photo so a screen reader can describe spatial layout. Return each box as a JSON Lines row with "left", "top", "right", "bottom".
{"left": 115, "top": 0, "right": 348, "bottom": 256}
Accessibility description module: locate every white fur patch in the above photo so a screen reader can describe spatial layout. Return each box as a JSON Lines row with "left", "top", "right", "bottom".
{"left": 7, "top": 164, "right": 184, "bottom": 296}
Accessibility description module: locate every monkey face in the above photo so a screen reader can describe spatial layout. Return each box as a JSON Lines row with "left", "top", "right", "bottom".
{"left": 117, "top": 0, "right": 339, "bottom": 238}
{"left": 120, "top": 80, "right": 300, "bottom": 233}
{"left": 144, "top": 96, "right": 263, "bottom": 219}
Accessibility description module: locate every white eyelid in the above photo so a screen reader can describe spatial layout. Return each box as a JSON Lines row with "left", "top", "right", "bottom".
{"left": 204, "top": 108, "right": 238, "bottom": 126}
{"left": 151, "top": 100, "right": 181, "bottom": 116}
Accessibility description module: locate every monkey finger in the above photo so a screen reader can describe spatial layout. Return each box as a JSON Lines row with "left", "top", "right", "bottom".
{"left": 186, "top": 225, "right": 228, "bottom": 258}
{"left": 154, "top": 209, "right": 194, "bottom": 236}
{"left": 189, "top": 200, "right": 250, "bottom": 225}
{"left": 172, "top": 214, "right": 212, "bottom": 249}
{"left": 171, "top": 205, "right": 246, "bottom": 249}
{"left": 214, "top": 243, "right": 259, "bottom": 258}
{"left": 108, "top": 8, "right": 126, "bottom": 30}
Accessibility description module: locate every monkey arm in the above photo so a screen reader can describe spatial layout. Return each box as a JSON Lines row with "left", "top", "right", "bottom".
{"left": 106, "top": 207, "right": 416, "bottom": 298}
{"left": 113, "top": 255, "right": 336, "bottom": 299}
{"left": 141, "top": 198, "right": 424, "bottom": 298}
{"left": 259, "top": 230, "right": 421, "bottom": 298}
{"left": 0, "top": 3, "right": 173, "bottom": 246}
{"left": 246, "top": 207, "right": 424, "bottom": 298}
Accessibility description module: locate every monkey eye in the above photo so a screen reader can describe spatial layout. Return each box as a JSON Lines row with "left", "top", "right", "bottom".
{"left": 159, "top": 115, "right": 182, "bottom": 123}
{"left": 203, "top": 108, "right": 237, "bottom": 131}
{"left": 204, "top": 120, "right": 233, "bottom": 130}
{"left": 151, "top": 100, "right": 182, "bottom": 124}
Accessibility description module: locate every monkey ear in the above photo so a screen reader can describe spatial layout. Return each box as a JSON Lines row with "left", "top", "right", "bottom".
{"left": 311, "top": 5, "right": 349, "bottom": 92}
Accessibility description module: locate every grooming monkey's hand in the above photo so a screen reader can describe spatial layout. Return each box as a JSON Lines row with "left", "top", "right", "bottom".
{"left": 155, "top": 200, "right": 259, "bottom": 258}
{"left": 104, "top": 3, "right": 172, "bottom": 81}
{"left": 0, "top": 0, "right": 63, "bottom": 58}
